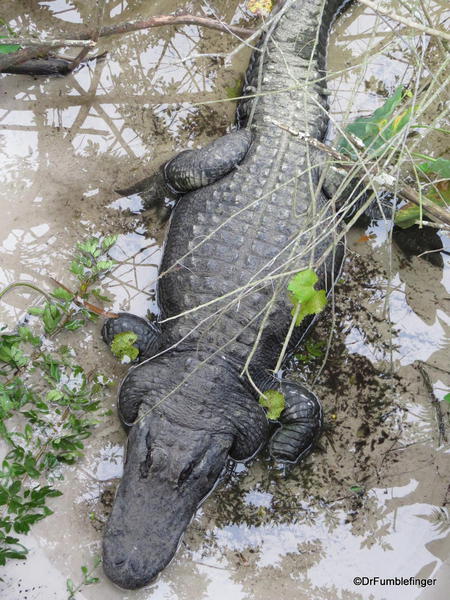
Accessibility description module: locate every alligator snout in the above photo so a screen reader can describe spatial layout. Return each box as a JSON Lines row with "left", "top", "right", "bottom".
{"left": 103, "top": 535, "right": 164, "bottom": 590}
{"left": 102, "top": 413, "right": 234, "bottom": 589}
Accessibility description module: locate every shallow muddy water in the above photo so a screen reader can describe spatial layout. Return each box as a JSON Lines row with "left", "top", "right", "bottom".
{"left": 0, "top": 1, "right": 449, "bottom": 600}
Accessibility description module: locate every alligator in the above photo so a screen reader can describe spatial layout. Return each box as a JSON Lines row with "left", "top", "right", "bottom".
{"left": 101, "top": 0, "right": 347, "bottom": 589}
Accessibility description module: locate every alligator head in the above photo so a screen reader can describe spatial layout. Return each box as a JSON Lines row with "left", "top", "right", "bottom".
{"left": 102, "top": 413, "right": 233, "bottom": 588}
{"left": 102, "top": 357, "right": 269, "bottom": 589}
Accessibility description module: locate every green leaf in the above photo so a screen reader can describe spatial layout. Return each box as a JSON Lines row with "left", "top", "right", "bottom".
{"left": 110, "top": 331, "right": 139, "bottom": 363}
{"left": 338, "top": 86, "right": 412, "bottom": 159}
{"left": 46, "top": 389, "right": 63, "bottom": 402}
{"left": 91, "top": 288, "right": 111, "bottom": 302}
{"left": 259, "top": 390, "right": 286, "bottom": 420}
{"left": 66, "top": 578, "right": 75, "bottom": 594}
{"left": 64, "top": 319, "right": 84, "bottom": 331}
{"left": 295, "top": 339, "right": 326, "bottom": 362}
{"left": 394, "top": 180, "right": 449, "bottom": 229}
{"left": 51, "top": 287, "right": 74, "bottom": 302}
{"left": 9, "top": 481, "right": 21, "bottom": 495}
{"left": 287, "top": 269, "right": 327, "bottom": 326}
{"left": 0, "top": 36, "right": 20, "bottom": 55}
{"left": 78, "top": 238, "right": 100, "bottom": 256}
{"left": 225, "top": 77, "right": 243, "bottom": 99}
{"left": 28, "top": 307, "right": 44, "bottom": 316}
{"left": 42, "top": 304, "right": 62, "bottom": 334}
{"left": 70, "top": 261, "right": 85, "bottom": 276}
{"left": 94, "top": 260, "right": 115, "bottom": 273}
{"left": 418, "top": 158, "right": 450, "bottom": 179}
{"left": 444, "top": 393, "right": 450, "bottom": 404}
{"left": 101, "top": 234, "right": 118, "bottom": 251}
{"left": 17, "top": 327, "right": 40, "bottom": 347}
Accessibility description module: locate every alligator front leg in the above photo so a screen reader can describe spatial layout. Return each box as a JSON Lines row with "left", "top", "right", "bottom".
{"left": 103, "top": 129, "right": 253, "bottom": 359}
{"left": 164, "top": 129, "right": 252, "bottom": 193}
{"left": 268, "top": 380, "right": 323, "bottom": 463}
{"left": 116, "top": 129, "right": 252, "bottom": 205}
{"left": 102, "top": 313, "right": 161, "bottom": 362}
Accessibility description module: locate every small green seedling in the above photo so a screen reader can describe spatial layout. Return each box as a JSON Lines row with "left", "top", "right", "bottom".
{"left": 287, "top": 268, "right": 327, "bottom": 327}
{"left": 259, "top": 390, "right": 286, "bottom": 420}
{"left": 111, "top": 331, "right": 139, "bottom": 363}
{"left": 66, "top": 557, "right": 101, "bottom": 599}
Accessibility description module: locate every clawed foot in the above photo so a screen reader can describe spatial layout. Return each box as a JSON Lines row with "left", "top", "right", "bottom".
{"left": 102, "top": 313, "right": 161, "bottom": 361}
{"left": 268, "top": 381, "right": 323, "bottom": 463}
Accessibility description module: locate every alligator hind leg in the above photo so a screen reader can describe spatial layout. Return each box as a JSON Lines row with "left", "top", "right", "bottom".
{"left": 102, "top": 313, "right": 161, "bottom": 362}
{"left": 268, "top": 380, "right": 323, "bottom": 463}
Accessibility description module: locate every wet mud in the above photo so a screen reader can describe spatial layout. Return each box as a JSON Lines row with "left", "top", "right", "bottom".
{"left": 0, "top": 1, "right": 449, "bottom": 599}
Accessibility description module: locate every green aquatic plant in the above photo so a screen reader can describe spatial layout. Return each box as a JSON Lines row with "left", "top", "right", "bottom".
{"left": 394, "top": 158, "right": 450, "bottom": 229}
{"left": 0, "top": 236, "right": 118, "bottom": 567}
{"left": 337, "top": 87, "right": 449, "bottom": 230}
{"left": 295, "top": 339, "right": 326, "bottom": 363}
{"left": 338, "top": 86, "right": 412, "bottom": 159}
{"left": 287, "top": 269, "right": 327, "bottom": 327}
{"left": 66, "top": 557, "right": 101, "bottom": 599}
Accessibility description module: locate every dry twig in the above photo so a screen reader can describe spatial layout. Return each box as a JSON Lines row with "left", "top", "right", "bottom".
{"left": 0, "top": 13, "right": 255, "bottom": 72}
{"left": 271, "top": 119, "right": 450, "bottom": 228}
{"left": 357, "top": 0, "right": 450, "bottom": 42}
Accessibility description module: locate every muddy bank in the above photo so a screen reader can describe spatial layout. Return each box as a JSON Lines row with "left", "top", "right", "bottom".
{"left": 0, "top": 1, "right": 449, "bottom": 599}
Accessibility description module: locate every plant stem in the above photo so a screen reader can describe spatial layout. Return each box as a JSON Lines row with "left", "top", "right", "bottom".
{"left": 0, "top": 37, "right": 95, "bottom": 48}
{"left": 357, "top": 0, "right": 450, "bottom": 42}
{"left": 0, "top": 282, "right": 52, "bottom": 302}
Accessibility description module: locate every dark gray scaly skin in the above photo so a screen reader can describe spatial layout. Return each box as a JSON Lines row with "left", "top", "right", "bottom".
{"left": 102, "top": 0, "right": 346, "bottom": 589}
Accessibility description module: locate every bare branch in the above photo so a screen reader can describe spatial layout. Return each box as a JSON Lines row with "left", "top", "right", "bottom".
{"left": 357, "top": 0, "right": 450, "bottom": 42}
{"left": 0, "top": 13, "right": 255, "bottom": 73}
{"left": 0, "top": 37, "right": 95, "bottom": 48}
{"left": 84, "top": 14, "right": 254, "bottom": 40}
{"left": 271, "top": 118, "right": 450, "bottom": 228}
{"left": 0, "top": 46, "right": 54, "bottom": 71}
{"left": 66, "top": 0, "right": 105, "bottom": 73}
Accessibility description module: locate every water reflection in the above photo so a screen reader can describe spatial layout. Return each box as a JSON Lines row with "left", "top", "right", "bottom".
{"left": 0, "top": 0, "right": 241, "bottom": 325}
{"left": 0, "top": 1, "right": 449, "bottom": 599}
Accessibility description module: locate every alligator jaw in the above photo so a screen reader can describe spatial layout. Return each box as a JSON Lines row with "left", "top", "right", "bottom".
{"left": 102, "top": 413, "right": 233, "bottom": 589}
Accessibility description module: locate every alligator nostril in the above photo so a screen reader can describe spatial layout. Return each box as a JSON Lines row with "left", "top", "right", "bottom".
{"left": 129, "top": 556, "right": 143, "bottom": 573}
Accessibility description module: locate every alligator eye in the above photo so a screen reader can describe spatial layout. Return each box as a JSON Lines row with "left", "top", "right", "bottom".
{"left": 178, "top": 461, "right": 195, "bottom": 487}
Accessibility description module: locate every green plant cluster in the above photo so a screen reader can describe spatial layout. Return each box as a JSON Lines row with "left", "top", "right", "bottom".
{"left": 110, "top": 331, "right": 139, "bottom": 363}
{"left": 26, "top": 235, "right": 117, "bottom": 335}
{"left": 287, "top": 268, "right": 327, "bottom": 326}
{"left": 69, "top": 235, "right": 117, "bottom": 298}
{"left": 337, "top": 86, "right": 449, "bottom": 229}
{"left": 66, "top": 557, "right": 101, "bottom": 598}
{"left": 0, "top": 236, "right": 118, "bottom": 567}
